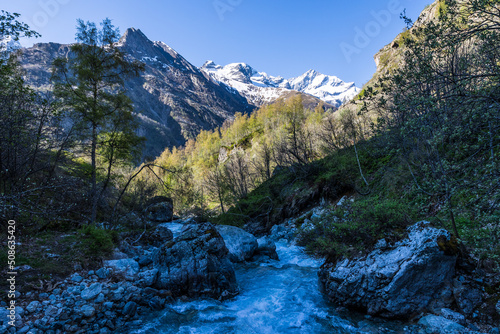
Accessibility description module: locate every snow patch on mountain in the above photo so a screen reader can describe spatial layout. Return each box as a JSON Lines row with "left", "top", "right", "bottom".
{"left": 201, "top": 61, "right": 360, "bottom": 107}
{"left": 201, "top": 61, "right": 289, "bottom": 106}
{"left": 0, "top": 36, "right": 22, "bottom": 54}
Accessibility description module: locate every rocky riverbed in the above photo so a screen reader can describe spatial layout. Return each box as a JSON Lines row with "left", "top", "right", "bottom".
{"left": 1, "top": 208, "right": 499, "bottom": 333}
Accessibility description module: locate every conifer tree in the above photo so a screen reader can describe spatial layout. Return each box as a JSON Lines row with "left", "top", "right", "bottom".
{"left": 52, "top": 18, "right": 144, "bottom": 224}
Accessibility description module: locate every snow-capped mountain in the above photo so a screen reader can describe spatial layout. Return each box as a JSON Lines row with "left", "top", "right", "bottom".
{"left": 0, "top": 36, "right": 21, "bottom": 53}
{"left": 201, "top": 61, "right": 360, "bottom": 107}
{"left": 201, "top": 61, "right": 290, "bottom": 107}
{"left": 287, "top": 70, "right": 360, "bottom": 107}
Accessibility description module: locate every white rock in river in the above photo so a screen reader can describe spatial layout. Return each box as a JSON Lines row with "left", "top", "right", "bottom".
{"left": 216, "top": 225, "right": 258, "bottom": 262}
{"left": 319, "top": 221, "right": 458, "bottom": 319}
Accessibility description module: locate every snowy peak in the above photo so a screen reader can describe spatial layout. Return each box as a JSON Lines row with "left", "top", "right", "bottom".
{"left": 201, "top": 61, "right": 291, "bottom": 106}
{"left": 290, "top": 69, "right": 340, "bottom": 90}
{"left": 203, "top": 62, "right": 256, "bottom": 84}
{"left": 116, "top": 28, "right": 201, "bottom": 75}
{"left": 201, "top": 62, "right": 360, "bottom": 107}
{"left": 288, "top": 70, "right": 358, "bottom": 106}
{"left": 0, "top": 36, "right": 22, "bottom": 53}
{"left": 202, "top": 60, "right": 222, "bottom": 70}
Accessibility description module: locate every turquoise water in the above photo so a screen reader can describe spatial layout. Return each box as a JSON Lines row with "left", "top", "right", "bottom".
{"left": 130, "top": 225, "right": 410, "bottom": 334}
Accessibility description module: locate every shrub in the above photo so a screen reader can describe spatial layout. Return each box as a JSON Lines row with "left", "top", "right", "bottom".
{"left": 79, "top": 225, "right": 116, "bottom": 257}
{"left": 297, "top": 197, "right": 415, "bottom": 260}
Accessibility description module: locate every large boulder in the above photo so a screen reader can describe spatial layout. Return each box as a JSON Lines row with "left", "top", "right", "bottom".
{"left": 143, "top": 225, "right": 174, "bottom": 247}
{"left": 104, "top": 258, "right": 140, "bottom": 280}
{"left": 118, "top": 212, "right": 144, "bottom": 229}
{"left": 215, "top": 225, "right": 258, "bottom": 262}
{"left": 152, "top": 223, "right": 238, "bottom": 299}
{"left": 319, "top": 222, "right": 458, "bottom": 319}
{"left": 255, "top": 237, "right": 279, "bottom": 260}
{"left": 144, "top": 196, "right": 173, "bottom": 223}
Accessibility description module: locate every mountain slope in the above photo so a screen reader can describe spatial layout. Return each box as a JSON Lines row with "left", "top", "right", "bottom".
{"left": 201, "top": 61, "right": 360, "bottom": 107}
{"left": 19, "top": 28, "right": 254, "bottom": 159}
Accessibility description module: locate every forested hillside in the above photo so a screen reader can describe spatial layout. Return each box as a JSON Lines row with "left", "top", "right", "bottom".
{"left": 134, "top": 0, "right": 500, "bottom": 264}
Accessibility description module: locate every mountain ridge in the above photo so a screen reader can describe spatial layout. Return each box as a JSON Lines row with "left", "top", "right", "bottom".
{"left": 18, "top": 27, "right": 254, "bottom": 159}
{"left": 201, "top": 61, "right": 360, "bottom": 107}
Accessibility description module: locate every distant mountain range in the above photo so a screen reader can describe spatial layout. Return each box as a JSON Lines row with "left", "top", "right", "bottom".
{"left": 201, "top": 61, "right": 360, "bottom": 107}
{"left": 16, "top": 28, "right": 358, "bottom": 159}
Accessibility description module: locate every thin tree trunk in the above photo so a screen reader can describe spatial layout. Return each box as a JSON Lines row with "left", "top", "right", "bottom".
{"left": 110, "top": 164, "right": 174, "bottom": 222}
{"left": 90, "top": 123, "right": 98, "bottom": 224}
{"left": 447, "top": 194, "right": 460, "bottom": 239}
{"left": 354, "top": 142, "right": 369, "bottom": 187}
{"left": 217, "top": 171, "right": 225, "bottom": 214}
{"left": 96, "top": 146, "right": 114, "bottom": 214}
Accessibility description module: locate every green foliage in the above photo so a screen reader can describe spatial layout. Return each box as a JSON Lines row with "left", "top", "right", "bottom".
{"left": 0, "top": 12, "right": 81, "bottom": 224}
{"left": 213, "top": 170, "right": 291, "bottom": 227}
{"left": 78, "top": 225, "right": 116, "bottom": 257}
{"left": 437, "top": 0, "right": 449, "bottom": 18}
{"left": 350, "top": 198, "right": 414, "bottom": 232}
{"left": 0, "top": 10, "right": 40, "bottom": 44}
{"left": 396, "top": 29, "right": 412, "bottom": 46}
{"left": 138, "top": 95, "right": 331, "bottom": 216}
{"left": 297, "top": 198, "right": 415, "bottom": 259}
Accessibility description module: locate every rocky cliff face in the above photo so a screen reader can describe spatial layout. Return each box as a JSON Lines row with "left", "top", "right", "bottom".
{"left": 18, "top": 28, "right": 254, "bottom": 159}
{"left": 371, "top": 2, "right": 441, "bottom": 88}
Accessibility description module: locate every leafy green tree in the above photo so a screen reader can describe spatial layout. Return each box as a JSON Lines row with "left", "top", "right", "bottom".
{"left": 204, "top": 166, "right": 230, "bottom": 213}
{"left": 0, "top": 10, "right": 40, "bottom": 51}
{"left": 52, "top": 18, "right": 144, "bottom": 224}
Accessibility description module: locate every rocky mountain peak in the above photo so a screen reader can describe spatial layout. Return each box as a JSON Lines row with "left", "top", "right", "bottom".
{"left": 19, "top": 29, "right": 253, "bottom": 159}
{"left": 118, "top": 28, "right": 149, "bottom": 46}
{"left": 304, "top": 69, "right": 320, "bottom": 77}
{"left": 202, "top": 60, "right": 222, "bottom": 70}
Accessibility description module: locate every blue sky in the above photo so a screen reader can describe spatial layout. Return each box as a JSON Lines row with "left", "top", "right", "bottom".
{"left": 1, "top": 0, "right": 430, "bottom": 86}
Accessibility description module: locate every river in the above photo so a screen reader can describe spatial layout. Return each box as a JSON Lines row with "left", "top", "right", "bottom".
{"left": 127, "top": 223, "right": 412, "bottom": 334}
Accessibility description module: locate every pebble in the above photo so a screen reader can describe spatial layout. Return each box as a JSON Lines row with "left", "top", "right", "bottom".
{"left": 96, "top": 268, "right": 111, "bottom": 279}
{"left": 71, "top": 273, "right": 84, "bottom": 283}
{"left": 18, "top": 326, "right": 30, "bottom": 334}
{"left": 123, "top": 301, "right": 137, "bottom": 317}
{"left": 80, "top": 305, "right": 96, "bottom": 318}
{"left": 44, "top": 305, "right": 59, "bottom": 317}
{"left": 81, "top": 283, "right": 102, "bottom": 300}
{"left": 27, "top": 301, "right": 40, "bottom": 313}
